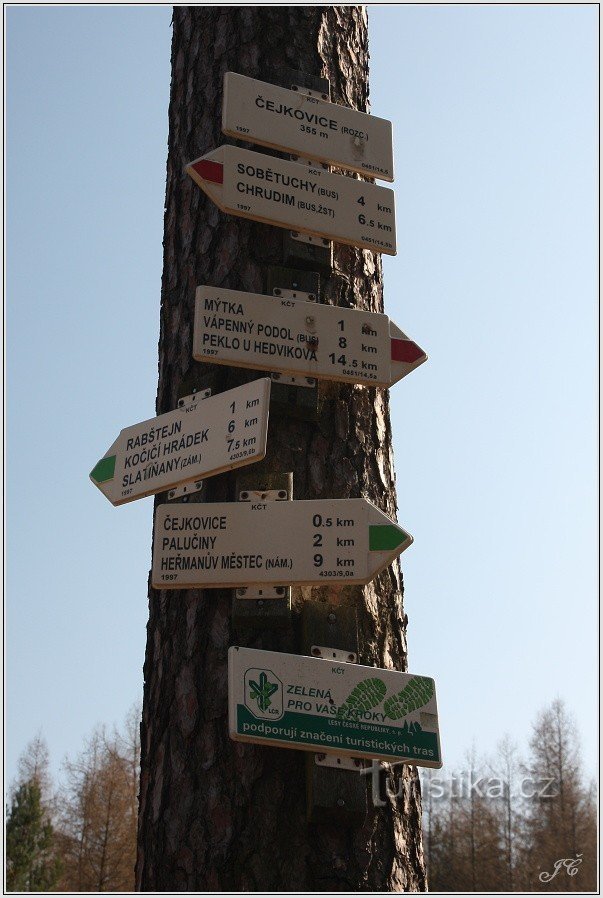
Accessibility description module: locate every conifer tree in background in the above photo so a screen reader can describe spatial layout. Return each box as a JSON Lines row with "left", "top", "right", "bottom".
{"left": 136, "top": 6, "right": 425, "bottom": 890}
{"left": 6, "top": 737, "right": 61, "bottom": 892}
{"left": 6, "top": 781, "right": 59, "bottom": 891}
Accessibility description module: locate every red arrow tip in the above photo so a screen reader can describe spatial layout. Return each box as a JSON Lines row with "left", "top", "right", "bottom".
{"left": 391, "top": 338, "right": 426, "bottom": 364}
{"left": 191, "top": 159, "right": 224, "bottom": 185}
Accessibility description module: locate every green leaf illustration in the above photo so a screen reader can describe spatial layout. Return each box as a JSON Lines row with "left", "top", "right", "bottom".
{"left": 383, "top": 676, "right": 434, "bottom": 721}
{"left": 336, "top": 678, "right": 387, "bottom": 720}
{"left": 249, "top": 671, "right": 279, "bottom": 712}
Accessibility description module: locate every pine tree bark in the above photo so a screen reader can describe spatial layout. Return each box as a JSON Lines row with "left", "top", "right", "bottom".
{"left": 136, "top": 6, "right": 426, "bottom": 891}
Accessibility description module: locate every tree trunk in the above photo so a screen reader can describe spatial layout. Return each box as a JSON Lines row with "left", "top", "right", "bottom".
{"left": 136, "top": 6, "right": 426, "bottom": 891}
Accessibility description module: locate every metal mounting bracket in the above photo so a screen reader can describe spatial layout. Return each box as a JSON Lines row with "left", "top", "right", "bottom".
{"left": 265, "top": 267, "right": 320, "bottom": 420}
{"left": 290, "top": 230, "right": 331, "bottom": 248}
{"left": 177, "top": 388, "right": 211, "bottom": 408}
{"left": 167, "top": 480, "right": 205, "bottom": 502}
{"left": 315, "top": 753, "right": 365, "bottom": 771}
{"left": 235, "top": 585, "right": 287, "bottom": 601}
{"left": 270, "top": 372, "right": 316, "bottom": 389}
{"left": 238, "top": 488, "right": 288, "bottom": 502}
{"left": 166, "top": 389, "right": 212, "bottom": 501}
{"left": 270, "top": 285, "right": 318, "bottom": 389}
{"left": 310, "top": 643, "right": 359, "bottom": 772}
{"left": 310, "top": 645, "right": 361, "bottom": 773}
{"left": 267, "top": 266, "right": 320, "bottom": 299}
{"left": 287, "top": 145, "right": 331, "bottom": 250}
{"left": 272, "top": 286, "right": 316, "bottom": 302}
{"left": 231, "top": 474, "right": 293, "bottom": 622}
{"left": 236, "top": 488, "right": 288, "bottom": 599}
{"left": 310, "top": 645, "right": 357, "bottom": 663}
{"left": 289, "top": 155, "right": 330, "bottom": 170}
{"left": 291, "top": 84, "right": 330, "bottom": 102}
{"left": 289, "top": 136, "right": 333, "bottom": 257}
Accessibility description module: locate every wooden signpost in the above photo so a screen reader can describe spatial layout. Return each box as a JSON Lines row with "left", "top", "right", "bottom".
{"left": 90, "top": 379, "right": 271, "bottom": 506}
{"left": 222, "top": 72, "right": 394, "bottom": 181}
{"left": 185, "top": 145, "right": 397, "bottom": 255}
{"left": 151, "top": 498, "right": 412, "bottom": 589}
{"left": 194, "top": 285, "right": 426, "bottom": 387}
{"left": 228, "top": 646, "right": 442, "bottom": 767}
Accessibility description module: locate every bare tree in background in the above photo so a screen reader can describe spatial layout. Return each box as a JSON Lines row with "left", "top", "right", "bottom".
{"left": 56, "top": 706, "right": 140, "bottom": 891}
{"left": 520, "top": 699, "right": 597, "bottom": 892}
{"left": 112, "top": 703, "right": 142, "bottom": 873}
{"left": 15, "top": 734, "right": 52, "bottom": 805}
{"left": 493, "top": 734, "right": 520, "bottom": 892}
{"left": 425, "top": 702, "right": 597, "bottom": 893}
{"left": 136, "top": 6, "right": 426, "bottom": 891}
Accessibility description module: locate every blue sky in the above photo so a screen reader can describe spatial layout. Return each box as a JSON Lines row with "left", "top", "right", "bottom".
{"left": 6, "top": 4, "right": 598, "bottom": 786}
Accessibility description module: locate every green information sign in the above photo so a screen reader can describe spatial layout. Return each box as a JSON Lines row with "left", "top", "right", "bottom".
{"left": 228, "top": 646, "right": 442, "bottom": 767}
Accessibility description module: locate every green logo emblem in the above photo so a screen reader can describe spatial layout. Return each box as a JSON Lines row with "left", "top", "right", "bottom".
{"left": 249, "top": 671, "right": 279, "bottom": 712}
{"left": 244, "top": 667, "right": 283, "bottom": 720}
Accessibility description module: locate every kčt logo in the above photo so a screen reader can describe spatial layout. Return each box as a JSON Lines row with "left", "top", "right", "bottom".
{"left": 245, "top": 669, "right": 283, "bottom": 720}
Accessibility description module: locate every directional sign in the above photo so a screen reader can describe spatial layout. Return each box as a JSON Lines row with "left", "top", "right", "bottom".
{"left": 193, "top": 285, "right": 427, "bottom": 387}
{"left": 228, "top": 646, "right": 442, "bottom": 767}
{"left": 152, "top": 498, "right": 412, "bottom": 589}
{"left": 221, "top": 72, "right": 394, "bottom": 182}
{"left": 185, "top": 145, "right": 396, "bottom": 255}
{"left": 90, "top": 379, "right": 271, "bottom": 506}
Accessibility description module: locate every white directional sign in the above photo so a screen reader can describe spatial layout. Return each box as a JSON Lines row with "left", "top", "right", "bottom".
{"left": 152, "top": 498, "right": 412, "bottom": 589}
{"left": 185, "top": 145, "right": 397, "bottom": 255}
{"left": 222, "top": 72, "right": 394, "bottom": 182}
{"left": 90, "top": 379, "right": 271, "bottom": 506}
{"left": 229, "top": 646, "right": 442, "bottom": 767}
{"left": 193, "top": 285, "right": 426, "bottom": 387}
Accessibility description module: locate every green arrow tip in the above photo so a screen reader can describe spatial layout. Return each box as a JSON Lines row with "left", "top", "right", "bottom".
{"left": 90, "top": 455, "right": 116, "bottom": 484}
{"left": 369, "top": 524, "right": 412, "bottom": 552}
